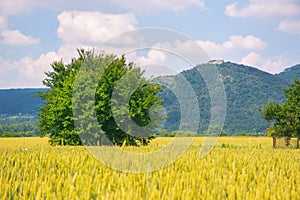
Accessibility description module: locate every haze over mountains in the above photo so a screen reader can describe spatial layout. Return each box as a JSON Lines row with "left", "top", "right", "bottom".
{"left": 1, "top": 61, "right": 299, "bottom": 135}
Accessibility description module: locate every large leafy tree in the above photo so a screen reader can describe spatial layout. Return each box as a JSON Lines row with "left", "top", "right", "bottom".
{"left": 263, "top": 78, "right": 300, "bottom": 137}
{"left": 38, "top": 49, "right": 163, "bottom": 146}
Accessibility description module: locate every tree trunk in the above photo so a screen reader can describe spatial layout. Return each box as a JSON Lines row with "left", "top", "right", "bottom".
{"left": 285, "top": 137, "right": 291, "bottom": 147}
{"left": 273, "top": 137, "right": 276, "bottom": 148}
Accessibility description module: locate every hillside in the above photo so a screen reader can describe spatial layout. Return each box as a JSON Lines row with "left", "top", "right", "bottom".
{"left": 275, "top": 64, "right": 300, "bottom": 84}
{"left": 1, "top": 61, "right": 299, "bottom": 135}
{"left": 159, "top": 62, "right": 289, "bottom": 135}
{"left": 0, "top": 88, "right": 46, "bottom": 116}
{"left": 0, "top": 88, "right": 46, "bottom": 136}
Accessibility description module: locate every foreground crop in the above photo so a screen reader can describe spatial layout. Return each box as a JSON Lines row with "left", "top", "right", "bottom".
{"left": 0, "top": 137, "right": 299, "bottom": 199}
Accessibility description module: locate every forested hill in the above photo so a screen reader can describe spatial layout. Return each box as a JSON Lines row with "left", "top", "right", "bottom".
{"left": 0, "top": 61, "right": 299, "bottom": 135}
{"left": 159, "top": 62, "right": 290, "bottom": 135}
{"left": 0, "top": 88, "right": 46, "bottom": 115}
{"left": 275, "top": 64, "right": 300, "bottom": 84}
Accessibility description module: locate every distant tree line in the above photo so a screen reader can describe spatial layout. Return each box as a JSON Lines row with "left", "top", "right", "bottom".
{"left": 0, "top": 123, "right": 38, "bottom": 137}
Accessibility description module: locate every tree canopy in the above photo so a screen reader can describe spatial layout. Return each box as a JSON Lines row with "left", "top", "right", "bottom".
{"left": 159, "top": 62, "right": 287, "bottom": 135}
{"left": 263, "top": 78, "right": 300, "bottom": 137}
{"left": 38, "top": 49, "right": 163, "bottom": 146}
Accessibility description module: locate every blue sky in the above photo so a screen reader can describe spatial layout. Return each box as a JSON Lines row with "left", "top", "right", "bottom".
{"left": 0, "top": 0, "right": 299, "bottom": 88}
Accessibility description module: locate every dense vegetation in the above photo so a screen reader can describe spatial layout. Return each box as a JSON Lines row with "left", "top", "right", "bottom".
{"left": 0, "top": 115, "right": 39, "bottom": 137}
{"left": 38, "top": 50, "right": 162, "bottom": 146}
{"left": 264, "top": 78, "right": 300, "bottom": 137}
{"left": 275, "top": 64, "right": 300, "bottom": 84}
{"left": 0, "top": 89, "right": 44, "bottom": 137}
{"left": 0, "top": 122, "right": 38, "bottom": 137}
{"left": 1, "top": 61, "right": 300, "bottom": 136}
{"left": 160, "top": 62, "right": 289, "bottom": 135}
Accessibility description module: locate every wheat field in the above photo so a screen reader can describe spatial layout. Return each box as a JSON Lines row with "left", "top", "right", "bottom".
{"left": 0, "top": 137, "right": 299, "bottom": 199}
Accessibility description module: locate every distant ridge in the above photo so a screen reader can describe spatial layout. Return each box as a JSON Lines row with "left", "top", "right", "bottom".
{"left": 0, "top": 61, "right": 300, "bottom": 134}
{"left": 275, "top": 64, "right": 300, "bottom": 84}
{"left": 0, "top": 88, "right": 47, "bottom": 115}
{"left": 160, "top": 61, "right": 290, "bottom": 134}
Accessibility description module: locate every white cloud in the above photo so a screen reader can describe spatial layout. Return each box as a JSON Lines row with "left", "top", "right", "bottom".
{"left": 196, "top": 35, "right": 266, "bottom": 59}
{"left": 223, "top": 35, "right": 266, "bottom": 50}
{"left": 0, "top": 51, "right": 62, "bottom": 88}
{"left": 261, "top": 59, "right": 289, "bottom": 74}
{"left": 0, "top": 0, "right": 37, "bottom": 15}
{"left": 1, "top": 30, "right": 40, "bottom": 46}
{"left": 276, "top": 20, "right": 300, "bottom": 35}
{"left": 0, "top": 10, "right": 139, "bottom": 88}
{"left": 151, "top": 40, "right": 209, "bottom": 65}
{"left": 136, "top": 49, "right": 167, "bottom": 66}
{"left": 197, "top": 38, "right": 289, "bottom": 74}
{"left": 57, "top": 11, "right": 137, "bottom": 45}
{"left": 0, "top": 16, "right": 8, "bottom": 31}
{"left": 196, "top": 40, "right": 224, "bottom": 55}
{"left": 241, "top": 52, "right": 262, "bottom": 67}
{"left": 0, "top": 15, "right": 40, "bottom": 47}
{"left": 225, "top": 0, "right": 300, "bottom": 19}
{"left": 240, "top": 52, "right": 289, "bottom": 74}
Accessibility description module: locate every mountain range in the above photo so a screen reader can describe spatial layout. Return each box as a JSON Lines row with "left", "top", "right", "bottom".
{"left": 0, "top": 61, "right": 299, "bottom": 135}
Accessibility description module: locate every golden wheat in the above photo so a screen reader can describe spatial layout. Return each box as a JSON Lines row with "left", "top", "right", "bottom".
{"left": 0, "top": 137, "right": 299, "bottom": 199}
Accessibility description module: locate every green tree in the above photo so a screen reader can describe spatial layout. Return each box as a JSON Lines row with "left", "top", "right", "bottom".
{"left": 263, "top": 78, "right": 300, "bottom": 137}
{"left": 38, "top": 49, "right": 163, "bottom": 146}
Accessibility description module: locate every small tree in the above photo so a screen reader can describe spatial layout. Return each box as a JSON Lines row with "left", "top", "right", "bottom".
{"left": 263, "top": 78, "right": 300, "bottom": 139}
{"left": 38, "top": 49, "right": 163, "bottom": 146}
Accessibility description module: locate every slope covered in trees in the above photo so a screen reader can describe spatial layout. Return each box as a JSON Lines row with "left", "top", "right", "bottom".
{"left": 0, "top": 89, "right": 46, "bottom": 137}
{"left": 275, "top": 64, "right": 300, "bottom": 84}
{"left": 0, "top": 88, "right": 46, "bottom": 115}
{"left": 1, "top": 62, "right": 300, "bottom": 135}
{"left": 159, "top": 62, "right": 289, "bottom": 135}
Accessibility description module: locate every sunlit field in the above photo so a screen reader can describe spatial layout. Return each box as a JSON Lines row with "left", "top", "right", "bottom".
{"left": 0, "top": 137, "right": 299, "bottom": 199}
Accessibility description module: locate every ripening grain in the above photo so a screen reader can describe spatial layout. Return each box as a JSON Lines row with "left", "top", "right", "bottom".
{"left": 0, "top": 137, "right": 299, "bottom": 199}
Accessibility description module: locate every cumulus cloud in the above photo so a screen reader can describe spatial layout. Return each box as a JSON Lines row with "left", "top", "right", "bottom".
{"left": 225, "top": 0, "right": 300, "bottom": 19}
{"left": 196, "top": 35, "right": 266, "bottom": 59}
{"left": 241, "top": 52, "right": 262, "bottom": 67}
{"left": 0, "top": 16, "right": 8, "bottom": 31}
{"left": 57, "top": 11, "right": 137, "bottom": 45}
{"left": 1, "top": 30, "right": 40, "bottom": 46}
{"left": 240, "top": 52, "right": 289, "bottom": 74}
{"left": 0, "top": 51, "right": 62, "bottom": 88}
{"left": 0, "top": 10, "right": 139, "bottom": 88}
{"left": 0, "top": 15, "right": 40, "bottom": 46}
{"left": 223, "top": 35, "right": 266, "bottom": 50}
{"left": 195, "top": 37, "right": 292, "bottom": 74}
{"left": 0, "top": 0, "right": 38, "bottom": 15}
{"left": 197, "top": 38, "right": 290, "bottom": 74}
{"left": 136, "top": 49, "right": 167, "bottom": 66}
{"left": 276, "top": 20, "right": 300, "bottom": 35}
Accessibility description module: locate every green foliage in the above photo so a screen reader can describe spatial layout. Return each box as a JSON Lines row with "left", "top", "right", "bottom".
{"left": 38, "top": 49, "right": 162, "bottom": 146}
{"left": 275, "top": 64, "right": 300, "bottom": 84}
{"left": 4, "top": 61, "right": 300, "bottom": 136}
{"left": 0, "top": 115, "right": 37, "bottom": 125}
{"left": 0, "top": 123, "right": 39, "bottom": 136}
{"left": 159, "top": 62, "right": 288, "bottom": 134}
{"left": 1, "top": 131, "right": 35, "bottom": 137}
{"left": 263, "top": 78, "right": 300, "bottom": 137}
